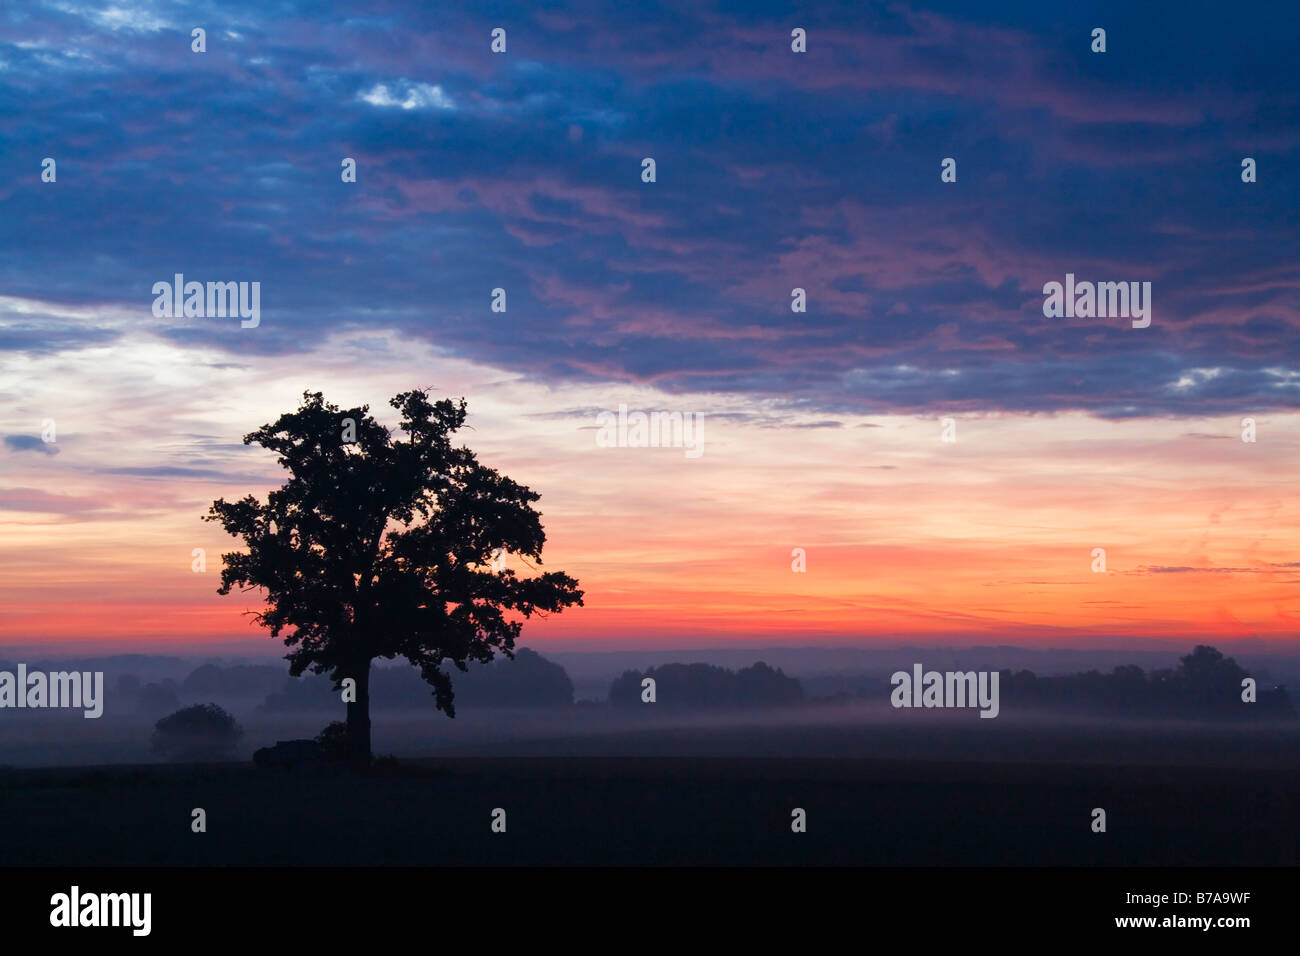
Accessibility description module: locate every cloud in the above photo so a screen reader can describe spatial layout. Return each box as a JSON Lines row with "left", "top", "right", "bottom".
{"left": 1131, "top": 566, "right": 1288, "bottom": 576}
{"left": 99, "top": 465, "right": 272, "bottom": 482}
{"left": 0, "top": 0, "right": 1295, "bottom": 421}
{"left": 0, "top": 326, "right": 121, "bottom": 354}
{"left": 357, "top": 81, "right": 454, "bottom": 111}
{"left": 0, "top": 487, "right": 93, "bottom": 513}
{"left": 4, "top": 434, "right": 58, "bottom": 455}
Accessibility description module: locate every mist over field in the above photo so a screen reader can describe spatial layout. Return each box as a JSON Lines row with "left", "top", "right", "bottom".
{"left": 3, "top": 644, "right": 1296, "bottom": 770}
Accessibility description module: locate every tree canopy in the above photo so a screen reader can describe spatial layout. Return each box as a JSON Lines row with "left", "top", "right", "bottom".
{"left": 205, "top": 389, "right": 584, "bottom": 760}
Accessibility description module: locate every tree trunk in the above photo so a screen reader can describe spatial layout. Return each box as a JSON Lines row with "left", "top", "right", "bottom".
{"left": 345, "top": 659, "right": 372, "bottom": 769}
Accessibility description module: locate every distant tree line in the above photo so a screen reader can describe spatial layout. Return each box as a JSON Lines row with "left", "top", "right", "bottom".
{"left": 108, "top": 649, "right": 576, "bottom": 716}
{"left": 102, "top": 643, "right": 1297, "bottom": 724}
{"left": 608, "top": 661, "right": 804, "bottom": 707}
{"left": 998, "top": 646, "right": 1293, "bottom": 719}
{"left": 261, "top": 648, "right": 574, "bottom": 712}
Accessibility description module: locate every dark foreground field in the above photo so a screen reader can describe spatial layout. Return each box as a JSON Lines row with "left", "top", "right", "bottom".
{"left": 1, "top": 754, "right": 1295, "bottom": 866}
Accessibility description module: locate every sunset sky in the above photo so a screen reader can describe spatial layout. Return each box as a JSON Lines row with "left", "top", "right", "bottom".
{"left": 1, "top": 1, "right": 1297, "bottom": 654}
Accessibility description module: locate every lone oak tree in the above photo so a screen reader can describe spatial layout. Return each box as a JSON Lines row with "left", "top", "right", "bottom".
{"left": 204, "top": 390, "right": 583, "bottom": 765}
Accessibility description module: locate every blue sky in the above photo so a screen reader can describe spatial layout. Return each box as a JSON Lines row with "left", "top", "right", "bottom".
{"left": 2, "top": 0, "right": 1296, "bottom": 418}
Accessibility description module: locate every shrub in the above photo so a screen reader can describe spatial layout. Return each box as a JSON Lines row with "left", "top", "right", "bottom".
{"left": 151, "top": 703, "right": 243, "bottom": 762}
{"left": 314, "top": 721, "right": 353, "bottom": 763}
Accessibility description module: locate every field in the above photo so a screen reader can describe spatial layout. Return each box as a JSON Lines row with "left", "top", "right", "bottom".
{"left": 3, "top": 719, "right": 1296, "bottom": 866}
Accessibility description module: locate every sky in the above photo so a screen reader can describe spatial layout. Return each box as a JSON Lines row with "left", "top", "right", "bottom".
{"left": 1, "top": 1, "right": 1298, "bottom": 654}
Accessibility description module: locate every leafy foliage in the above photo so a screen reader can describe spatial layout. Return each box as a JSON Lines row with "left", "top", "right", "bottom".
{"left": 204, "top": 389, "right": 583, "bottom": 761}
{"left": 152, "top": 703, "right": 243, "bottom": 761}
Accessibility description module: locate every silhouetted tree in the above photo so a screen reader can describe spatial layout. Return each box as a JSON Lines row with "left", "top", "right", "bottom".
{"left": 736, "top": 661, "right": 804, "bottom": 705}
{"left": 152, "top": 703, "right": 243, "bottom": 761}
{"left": 136, "top": 680, "right": 181, "bottom": 716}
{"left": 115, "top": 673, "right": 142, "bottom": 698}
{"left": 451, "top": 647, "right": 574, "bottom": 706}
{"left": 205, "top": 390, "right": 583, "bottom": 767}
{"left": 1175, "top": 645, "right": 1252, "bottom": 717}
{"left": 258, "top": 673, "right": 336, "bottom": 713}
{"left": 182, "top": 663, "right": 283, "bottom": 697}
